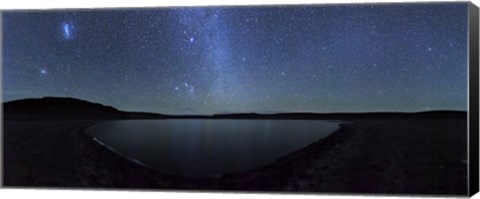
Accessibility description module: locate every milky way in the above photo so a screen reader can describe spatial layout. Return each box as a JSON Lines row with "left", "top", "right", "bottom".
{"left": 2, "top": 3, "right": 468, "bottom": 115}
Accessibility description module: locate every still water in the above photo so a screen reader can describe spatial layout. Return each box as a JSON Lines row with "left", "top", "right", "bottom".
{"left": 88, "top": 119, "right": 340, "bottom": 177}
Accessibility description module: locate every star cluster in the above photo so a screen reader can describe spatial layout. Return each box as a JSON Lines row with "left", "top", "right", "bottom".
{"left": 2, "top": 3, "right": 468, "bottom": 115}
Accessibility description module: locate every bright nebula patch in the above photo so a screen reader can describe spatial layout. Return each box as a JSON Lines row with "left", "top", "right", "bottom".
{"left": 39, "top": 69, "right": 47, "bottom": 76}
{"left": 62, "top": 22, "right": 74, "bottom": 40}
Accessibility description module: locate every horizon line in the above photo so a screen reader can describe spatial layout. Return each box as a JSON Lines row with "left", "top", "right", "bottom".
{"left": 2, "top": 96, "right": 469, "bottom": 116}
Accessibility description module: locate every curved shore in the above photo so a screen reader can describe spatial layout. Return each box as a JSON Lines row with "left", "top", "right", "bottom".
{"left": 78, "top": 121, "right": 355, "bottom": 189}
{"left": 3, "top": 118, "right": 468, "bottom": 195}
{"left": 82, "top": 121, "right": 348, "bottom": 181}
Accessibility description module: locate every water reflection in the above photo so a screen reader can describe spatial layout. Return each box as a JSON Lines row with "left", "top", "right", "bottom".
{"left": 89, "top": 119, "right": 340, "bottom": 177}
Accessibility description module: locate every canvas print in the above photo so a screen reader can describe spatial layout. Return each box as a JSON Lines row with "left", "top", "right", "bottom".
{"left": 1, "top": 2, "right": 477, "bottom": 196}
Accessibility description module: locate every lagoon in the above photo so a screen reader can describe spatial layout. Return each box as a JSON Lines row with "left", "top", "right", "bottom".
{"left": 88, "top": 119, "right": 340, "bottom": 177}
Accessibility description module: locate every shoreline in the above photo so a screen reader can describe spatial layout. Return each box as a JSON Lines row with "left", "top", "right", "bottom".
{"left": 79, "top": 121, "right": 355, "bottom": 188}
{"left": 82, "top": 121, "right": 351, "bottom": 181}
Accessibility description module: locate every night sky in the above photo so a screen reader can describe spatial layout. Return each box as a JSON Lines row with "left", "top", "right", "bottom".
{"left": 2, "top": 3, "right": 468, "bottom": 115}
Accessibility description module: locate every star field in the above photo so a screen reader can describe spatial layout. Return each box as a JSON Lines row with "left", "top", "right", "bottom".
{"left": 2, "top": 3, "right": 468, "bottom": 115}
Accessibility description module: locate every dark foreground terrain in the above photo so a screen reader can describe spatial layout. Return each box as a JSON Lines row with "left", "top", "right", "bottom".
{"left": 2, "top": 97, "right": 468, "bottom": 195}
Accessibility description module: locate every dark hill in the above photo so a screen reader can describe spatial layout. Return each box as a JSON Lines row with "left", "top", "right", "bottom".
{"left": 3, "top": 97, "right": 166, "bottom": 121}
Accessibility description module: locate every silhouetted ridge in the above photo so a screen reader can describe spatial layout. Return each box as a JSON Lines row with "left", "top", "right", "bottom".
{"left": 3, "top": 97, "right": 165, "bottom": 121}
{"left": 5, "top": 97, "right": 118, "bottom": 111}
